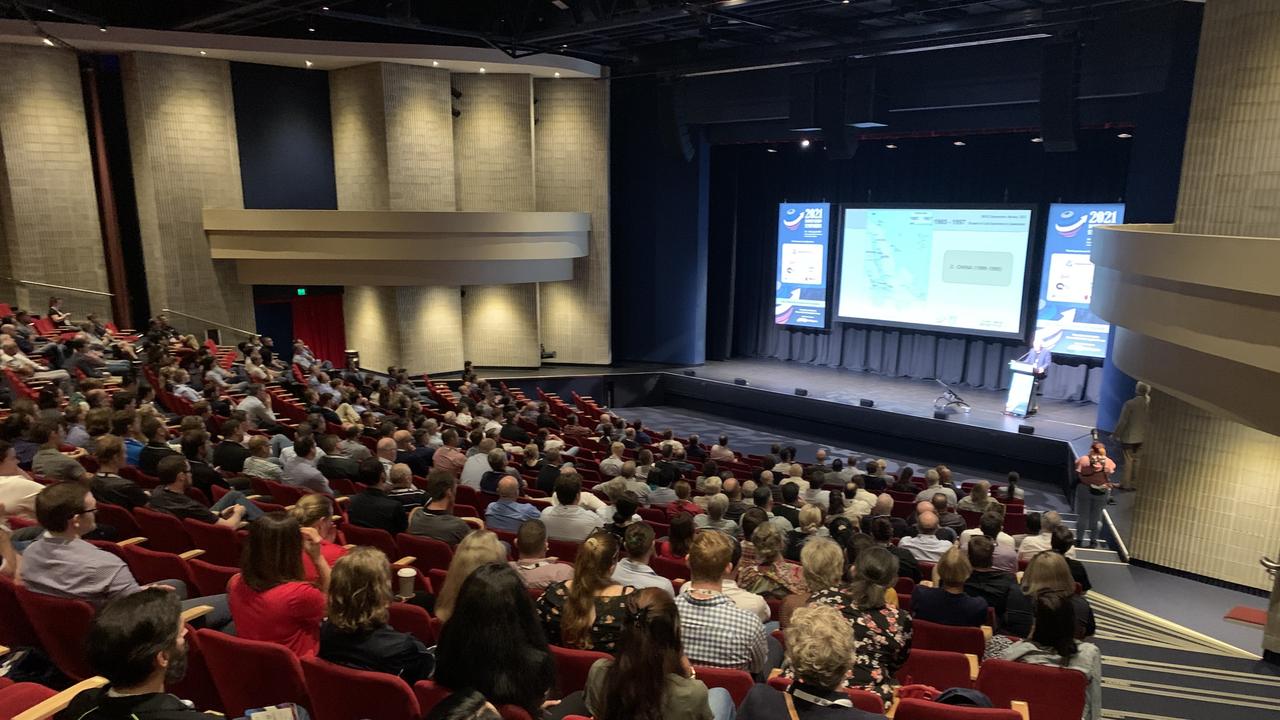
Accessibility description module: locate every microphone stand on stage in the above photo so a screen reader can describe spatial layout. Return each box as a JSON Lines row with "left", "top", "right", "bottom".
{"left": 933, "top": 379, "right": 971, "bottom": 413}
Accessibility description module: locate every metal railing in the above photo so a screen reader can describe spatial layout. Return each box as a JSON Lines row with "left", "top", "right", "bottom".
{"left": 1, "top": 277, "right": 113, "bottom": 297}
{"left": 161, "top": 308, "right": 257, "bottom": 339}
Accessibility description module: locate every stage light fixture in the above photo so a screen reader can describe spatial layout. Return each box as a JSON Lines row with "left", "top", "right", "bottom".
{"left": 98, "top": 25, "right": 107, "bottom": 32}
{"left": 199, "top": 50, "right": 207, "bottom": 55}
{"left": 41, "top": 37, "right": 54, "bottom": 46}
{"left": 308, "top": 27, "right": 316, "bottom": 32}
{"left": 479, "top": 67, "right": 486, "bottom": 73}
{"left": 322, "top": 5, "right": 330, "bottom": 10}
{"left": 766, "top": 147, "right": 778, "bottom": 153}
{"left": 795, "top": 388, "right": 808, "bottom": 396}
{"left": 432, "top": 60, "right": 439, "bottom": 66}
{"left": 1117, "top": 132, "right": 1133, "bottom": 139}
{"left": 304, "top": 60, "right": 314, "bottom": 68}
{"left": 1030, "top": 137, "right": 1044, "bottom": 143}
{"left": 554, "top": 72, "right": 561, "bottom": 78}
{"left": 953, "top": 140, "right": 966, "bottom": 146}
{"left": 859, "top": 398, "right": 874, "bottom": 407}
{"left": 1017, "top": 424, "right": 1035, "bottom": 435}
{"left": 734, "top": 378, "right": 749, "bottom": 386}
{"left": 885, "top": 144, "right": 897, "bottom": 149}
{"left": 800, "top": 139, "right": 811, "bottom": 148}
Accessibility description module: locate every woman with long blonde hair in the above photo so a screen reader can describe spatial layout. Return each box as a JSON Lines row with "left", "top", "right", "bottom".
{"left": 1006, "top": 551, "right": 1096, "bottom": 638}
{"left": 319, "top": 547, "right": 434, "bottom": 683}
{"left": 289, "top": 494, "right": 347, "bottom": 583}
{"left": 434, "top": 530, "right": 507, "bottom": 622}
{"left": 536, "top": 531, "right": 633, "bottom": 651}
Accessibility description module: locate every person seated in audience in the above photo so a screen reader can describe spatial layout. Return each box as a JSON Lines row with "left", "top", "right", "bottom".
{"left": 282, "top": 436, "right": 334, "bottom": 495}
{"left": 408, "top": 468, "right": 476, "bottom": 544}
{"left": 537, "top": 531, "right": 634, "bottom": 651}
{"left": 610, "top": 522, "right": 674, "bottom": 595}
{"left": 997, "top": 471, "right": 1024, "bottom": 501}
{"left": 181, "top": 428, "right": 236, "bottom": 494}
{"left": 666, "top": 479, "right": 703, "bottom": 519}
{"left": 510, "top": 519, "right": 573, "bottom": 589}
{"left": 675, "top": 529, "right": 770, "bottom": 675}
{"left": 928, "top": 494, "right": 966, "bottom": 538}
{"left": 56, "top": 589, "right": 216, "bottom": 720}
{"left": 63, "top": 404, "right": 92, "bottom": 450}
{"left": 242, "top": 434, "right": 284, "bottom": 480}
{"left": 912, "top": 546, "right": 988, "bottom": 627}
{"left": 898, "top": 511, "right": 953, "bottom": 563}
{"left": 861, "top": 517, "right": 915, "bottom": 585}
{"left": 722, "top": 477, "right": 749, "bottom": 522}
{"left": 485, "top": 475, "right": 541, "bottom": 533}
{"left": 693, "top": 493, "right": 739, "bottom": 536}
{"left": 540, "top": 473, "right": 605, "bottom": 542}
{"left": 642, "top": 456, "right": 676, "bottom": 506}
{"left": 346, "top": 458, "right": 409, "bottom": 536}
{"left": 0, "top": 439, "right": 44, "bottom": 522}
{"left": 22, "top": 482, "right": 232, "bottom": 626}
{"left": 693, "top": 459, "right": 720, "bottom": 492}
{"left": 597, "top": 460, "right": 650, "bottom": 505}
{"left": 601, "top": 490, "right": 642, "bottom": 538}
{"left": 136, "top": 416, "right": 179, "bottom": 477}
{"left": 709, "top": 434, "right": 734, "bottom": 463}
{"left": 805, "top": 546, "right": 911, "bottom": 704}
{"left": 29, "top": 419, "right": 87, "bottom": 482}
{"left": 658, "top": 511, "right": 696, "bottom": 559}
{"left": 785, "top": 504, "right": 830, "bottom": 561}
{"left": 958, "top": 510, "right": 1017, "bottom": 572}
{"left": 460, "top": 437, "right": 497, "bottom": 488}
{"left": 739, "top": 604, "right": 882, "bottom": 719}
{"left": 1053, "top": 526, "right": 1091, "bottom": 593}
{"left": 773, "top": 480, "right": 804, "bottom": 528}
{"left": 435, "top": 564, "right": 556, "bottom": 716}
{"left": 319, "top": 546, "right": 433, "bottom": 683}
{"left": 290, "top": 494, "right": 348, "bottom": 582}
{"left": 236, "top": 384, "right": 284, "bottom": 434}
{"left": 148, "top": 455, "right": 262, "bottom": 525}
{"left": 778, "top": 537, "right": 844, "bottom": 629}
{"left": 478, "top": 447, "right": 518, "bottom": 495}
{"left": 963, "top": 536, "right": 1025, "bottom": 631}
{"left": 393, "top": 428, "right": 433, "bottom": 477}
{"left": 857, "top": 494, "right": 903, "bottom": 538}
{"left": 841, "top": 477, "right": 876, "bottom": 520}
{"left": 678, "top": 530, "right": 771, "bottom": 625}
{"left": 1006, "top": 551, "right": 1095, "bottom": 639}
{"left": 738, "top": 521, "right": 808, "bottom": 601}
{"left": 914, "top": 468, "right": 957, "bottom": 506}
{"left": 316, "top": 433, "right": 359, "bottom": 480}
{"left": 999, "top": 591, "right": 1102, "bottom": 720}
{"left": 750, "top": 485, "right": 794, "bottom": 533}
{"left": 957, "top": 480, "right": 999, "bottom": 513}
{"left": 88, "top": 435, "right": 148, "bottom": 510}
{"left": 375, "top": 436, "right": 398, "bottom": 476}
{"left": 0, "top": 338, "right": 70, "bottom": 382}
{"left": 533, "top": 445, "right": 567, "bottom": 494}
{"left": 435, "top": 530, "right": 508, "bottom": 623}
{"left": 386, "top": 462, "right": 428, "bottom": 507}
{"left": 888, "top": 466, "right": 918, "bottom": 494}
{"left": 335, "top": 425, "right": 372, "bottom": 462}
{"left": 229, "top": 513, "right": 329, "bottom": 657}
{"left": 598, "top": 441, "right": 626, "bottom": 478}
{"left": 210, "top": 419, "right": 250, "bottom": 474}
{"left": 1019, "top": 510, "right": 1073, "bottom": 559}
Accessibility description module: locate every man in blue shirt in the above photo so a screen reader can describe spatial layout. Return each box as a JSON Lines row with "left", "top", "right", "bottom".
{"left": 484, "top": 475, "right": 540, "bottom": 533}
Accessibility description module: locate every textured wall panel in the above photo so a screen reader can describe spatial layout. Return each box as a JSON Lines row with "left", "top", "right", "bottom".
{"left": 1131, "top": 390, "right": 1280, "bottom": 591}
{"left": 535, "top": 78, "right": 611, "bottom": 365}
{"left": 453, "top": 73, "right": 539, "bottom": 367}
{"left": 342, "top": 284, "right": 399, "bottom": 374}
{"left": 329, "top": 65, "right": 389, "bottom": 212}
{"left": 397, "top": 286, "right": 464, "bottom": 374}
{"left": 383, "top": 65, "right": 456, "bottom": 213}
{"left": 0, "top": 45, "right": 110, "bottom": 317}
{"left": 122, "top": 52, "right": 252, "bottom": 333}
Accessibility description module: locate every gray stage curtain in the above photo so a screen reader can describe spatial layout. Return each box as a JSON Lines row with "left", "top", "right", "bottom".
{"left": 750, "top": 320, "right": 1098, "bottom": 401}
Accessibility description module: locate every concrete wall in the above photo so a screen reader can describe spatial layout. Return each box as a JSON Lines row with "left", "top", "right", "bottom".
{"left": 0, "top": 45, "right": 111, "bottom": 318}
{"left": 122, "top": 52, "right": 252, "bottom": 334}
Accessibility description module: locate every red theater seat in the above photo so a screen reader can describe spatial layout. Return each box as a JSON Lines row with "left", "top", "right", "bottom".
{"left": 197, "top": 628, "right": 311, "bottom": 718}
{"left": 300, "top": 656, "right": 419, "bottom": 720}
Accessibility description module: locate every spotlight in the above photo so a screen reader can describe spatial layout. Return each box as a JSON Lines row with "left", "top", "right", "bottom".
{"left": 1017, "top": 424, "right": 1036, "bottom": 435}
{"left": 554, "top": 71, "right": 560, "bottom": 78}
{"left": 304, "top": 60, "right": 314, "bottom": 68}
{"left": 1117, "top": 132, "right": 1133, "bottom": 139}
{"left": 199, "top": 50, "right": 207, "bottom": 55}
{"left": 322, "top": 5, "right": 330, "bottom": 10}
{"left": 885, "top": 144, "right": 898, "bottom": 149}
{"left": 859, "top": 398, "right": 875, "bottom": 408}
{"left": 432, "top": 60, "right": 439, "bottom": 66}
{"left": 766, "top": 147, "right": 778, "bottom": 153}
{"left": 843, "top": 0, "right": 850, "bottom": 3}
{"left": 98, "top": 25, "right": 107, "bottom": 32}
{"left": 308, "top": 27, "right": 316, "bottom": 32}
{"left": 479, "top": 67, "right": 486, "bottom": 73}
{"left": 800, "top": 139, "right": 811, "bottom": 148}
{"left": 41, "top": 37, "right": 54, "bottom": 46}
{"left": 46, "top": 7, "right": 53, "bottom": 12}
{"left": 953, "top": 140, "right": 966, "bottom": 147}
{"left": 1030, "top": 137, "right": 1044, "bottom": 143}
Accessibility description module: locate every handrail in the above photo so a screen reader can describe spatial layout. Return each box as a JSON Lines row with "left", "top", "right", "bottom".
{"left": 1, "top": 277, "right": 113, "bottom": 297}
{"left": 161, "top": 308, "right": 257, "bottom": 338}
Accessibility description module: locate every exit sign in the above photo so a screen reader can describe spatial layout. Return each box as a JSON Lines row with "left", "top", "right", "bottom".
{"left": 296, "top": 288, "right": 307, "bottom": 296}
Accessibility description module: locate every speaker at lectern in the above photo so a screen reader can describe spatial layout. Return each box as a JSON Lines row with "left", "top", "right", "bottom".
{"left": 1005, "top": 360, "right": 1037, "bottom": 417}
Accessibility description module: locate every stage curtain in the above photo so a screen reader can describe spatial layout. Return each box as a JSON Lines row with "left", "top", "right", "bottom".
{"left": 290, "top": 294, "right": 347, "bottom": 365}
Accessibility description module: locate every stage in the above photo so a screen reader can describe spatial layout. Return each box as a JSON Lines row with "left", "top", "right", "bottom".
{"left": 462, "top": 357, "right": 1097, "bottom": 495}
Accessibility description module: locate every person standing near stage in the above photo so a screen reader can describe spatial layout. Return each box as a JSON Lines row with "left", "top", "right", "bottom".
{"left": 1112, "top": 382, "right": 1150, "bottom": 492}
{"left": 1074, "top": 443, "right": 1116, "bottom": 548}
{"left": 1019, "top": 339, "right": 1053, "bottom": 415}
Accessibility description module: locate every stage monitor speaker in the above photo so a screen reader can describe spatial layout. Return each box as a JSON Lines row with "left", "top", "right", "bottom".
{"left": 933, "top": 410, "right": 949, "bottom": 420}
{"left": 795, "top": 388, "right": 808, "bottom": 396}
{"left": 734, "top": 378, "right": 749, "bottom": 386}
{"left": 1018, "top": 424, "right": 1036, "bottom": 435}
{"left": 658, "top": 80, "right": 697, "bottom": 162}
{"left": 1040, "top": 39, "right": 1079, "bottom": 152}
{"left": 859, "top": 398, "right": 875, "bottom": 408}
{"left": 682, "top": 370, "right": 696, "bottom": 376}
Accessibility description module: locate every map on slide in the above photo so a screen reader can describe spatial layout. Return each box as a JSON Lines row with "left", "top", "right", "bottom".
{"left": 864, "top": 210, "right": 932, "bottom": 309}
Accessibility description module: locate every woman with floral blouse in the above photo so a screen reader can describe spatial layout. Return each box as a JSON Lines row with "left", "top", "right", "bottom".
{"left": 737, "top": 522, "right": 808, "bottom": 600}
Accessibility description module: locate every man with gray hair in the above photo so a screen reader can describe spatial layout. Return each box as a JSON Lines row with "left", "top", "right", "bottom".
{"left": 1017, "top": 510, "right": 1074, "bottom": 559}
{"left": 599, "top": 441, "right": 626, "bottom": 478}
{"left": 1113, "top": 381, "right": 1150, "bottom": 491}
{"left": 898, "top": 511, "right": 954, "bottom": 562}
{"left": 386, "top": 462, "right": 427, "bottom": 508}
{"left": 915, "top": 468, "right": 958, "bottom": 506}
{"left": 695, "top": 476, "right": 723, "bottom": 511}
{"left": 694, "top": 493, "right": 740, "bottom": 536}
{"left": 460, "top": 437, "right": 497, "bottom": 489}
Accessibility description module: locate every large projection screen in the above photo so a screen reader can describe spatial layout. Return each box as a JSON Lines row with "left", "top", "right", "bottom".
{"left": 835, "top": 206, "right": 1035, "bottom": 340}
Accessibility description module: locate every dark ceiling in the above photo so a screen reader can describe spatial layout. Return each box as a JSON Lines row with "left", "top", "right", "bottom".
{"left": 9, "top": 0, "right": 1182, "bottom": 76}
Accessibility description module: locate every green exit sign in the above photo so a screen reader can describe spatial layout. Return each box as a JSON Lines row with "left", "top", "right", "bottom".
{"left": 296, "top": 288, "right": 307, "bottom": 296}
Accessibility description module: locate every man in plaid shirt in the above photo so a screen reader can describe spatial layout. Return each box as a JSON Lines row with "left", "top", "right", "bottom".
{"left": 675, "top": 530, "right": 769, "bottom": 674}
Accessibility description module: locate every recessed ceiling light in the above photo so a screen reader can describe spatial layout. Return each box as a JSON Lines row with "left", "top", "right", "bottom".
{"left": 41, "top": 37, "right": 54, "bottom": 46}
{"left": 885, "top": 144, "right": 898, "bottom": 149}
{"left": 553, "top": 72, "right": 561, "bottom": 78}
{"left": 953, "top": 140, "right": 966, "bottom": 146}
{"left": 561, "top": 44, "right": 568, "bottom": 49}
{"left": 98, "top": 25, "right": 107, "bottom": 32}
{"left": 1117, "top": 132, "right": 1133, "bottom": 139}
{"left": 308, "top": 27, "right": 316, "bottom": 32}
{"left": 321, "top": 5, "right": 330, "bottom": 10}
{"left": 766, "top": 147, "right": 778, "bottom": 153}
{"left": 843, "top": 0, "right": 850, "bottom": 3}
{"left": 304, "top": 60, "right": 314, "bottom": 68}
{"left": 46, "top": 7, "right": 53, "bottom": 12}
{"left": 800, "top": 139, "right": 811, "bottom": 148}
{"left": 479, "top": 67, "right": 486, "bottom": 73}
{"left": 432, "top": 60, "right": 439, "bottom": 66}
{"left": 199, "top": 50, "right": 207, "bottom": 55}
{"left": 1030, "top": 137, "right": 1043, "bottom": 143}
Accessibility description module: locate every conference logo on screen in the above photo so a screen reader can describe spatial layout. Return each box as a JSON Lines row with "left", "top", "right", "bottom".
{"left": 1035, "top": 202, "right": 1125, "bottom": 359}
{"left": 782, "top": 209, "right": 805, "bottom": 230}
{"left": 1054, "top": 211, "right": 1089, "bottom": 237}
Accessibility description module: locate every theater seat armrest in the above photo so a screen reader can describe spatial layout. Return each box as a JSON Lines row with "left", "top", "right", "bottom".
{"left": 393, "top": 556, "right": 417, "bottom": 568}
{"left": 0, "top": 644, "right": 9, "bottom": 657}
{"left": 180, "top": 605, "right": 214, "bottom": 623}
{"left": 334, "top": 496, "right": 350, "bottom": 506}
{"left": 966, "top": 653, "right": 980, "bottom": 681}
{"left": 981, "top": 625, "right": 993, "bottom": 641}
{"left": 886, "top": 698, "right": 899, "bottom": 719}
{"left": 462, "top": 517, "right": 484, "bottom": 528}
{"left": 343, "top": 544, "right": 356, "bottom": 550}
{"left": 117, "top": 536, "right": 148, "bottom": 546}
{"left": 246, "top": 494, "right": 265, "bottom": 500}
{"left": 1011, "top": 700, "right": 1030, "bottom": 720}
{"left": 13, "top": 677, "right": 109, "bottom": 720}
{"left": 767, "top": 668, "right": 783, "bottom": 679}
{"left": 179, "top": 549, "right": 206, "bottom": 560}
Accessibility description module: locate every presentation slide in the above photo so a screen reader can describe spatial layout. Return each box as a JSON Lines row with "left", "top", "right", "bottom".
{"left": 774, "top": 202, "right": 832, "bottom": 328}
{"left": 1035, "top": 203, "right": 1125, "bottom": 358}
{"left": 835, "top": 207, "right": 1034, "bottom": 339}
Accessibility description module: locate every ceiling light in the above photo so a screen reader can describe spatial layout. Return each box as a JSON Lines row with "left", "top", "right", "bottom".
{"left": 308, "top": 27, "right": 316, "bottom": 32}
{"left": 553, "top": 72, "right": 561, "bottom": 78}
{"left": 843, "top": 0, "right": 850, "bottom": 3}
{"left": 41, "top": 37, "right": 54, "bottom": 46}
{"left": 885, "top": 144, "right": 898, "bottom": 149}
{"left": 321, "top": 5, "right": 330, "bottom": 10}
{"left": 1030, "top": 137, "right": 1043, "bottom": 143}
{"left": 561, "top": 44, "right": 568, "bottom": 49}
{"left": 800, "top": 139, "right": 811, "bottom": 148}
{"left": 304, "top": 60, "right": 314, "bottom": 68}
{"left": 479, "top": 67, "right": 486, "bottom": 73}
{"left": 46, "top": 7, "right": 53, "bottom": 12}
{"left": 98, "top": 25, "right": 107, "bottom": 32}
{"left": 953, "top": 140, "right": 966, "bottom": 146}
{"left": 199, "top": 50, "right": 207, "bottom": 55}
{"left": 1117, "top": 132, "right": 1133, "bottom": 139}
{"left": 766, "top": 147, "right": 778, "bottom": 153}
{"left": 432, "top": 60, "right": 439, "bottom": 66}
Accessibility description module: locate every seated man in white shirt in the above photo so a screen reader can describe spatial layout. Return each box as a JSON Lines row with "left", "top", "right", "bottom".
{"left": 897, "top": 511, "right": 955, "bottom": 563}
{"left": 598, "top": 442, "right": 626, "bottom": 478}
{"left": 0, "top": 338, "right": 70, "bottom": 382}
{"left": 611, "top": 522, "right": 674, "bottom": 595}
{"left": 1017, "top": 510, "right": 1074, "bottom": 559}
{"left": 539, "top": 473, "right": 604, "bottom": 542}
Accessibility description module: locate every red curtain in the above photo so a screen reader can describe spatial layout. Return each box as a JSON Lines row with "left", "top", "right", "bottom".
{"left": 290, "top": 294, "right": 347, "bottom": 365}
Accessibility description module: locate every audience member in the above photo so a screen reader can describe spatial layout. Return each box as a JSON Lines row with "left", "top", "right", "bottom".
{"left": 785, "top": 504, "right": 830, "bottom": 561}
{"left": 999, "top": 591, "right": 1102, "bottom": 720}
{"left": 778, "top": 537, "right": 844, "bottom": 629}
{"left": 962, "top": 511, "right": 1017, "bottom": 572}
{"left": 1019, "top": 510, "right": 1072, "bottom": 559}
{"left": 228, "top": 513, "right": 329, "bottom": 657}
{"left": 869, "top": 516, "right": 918, "bottom": 583}
{"left": 510, "top": 519, "right": 574, "bottom": 589}
{"left": 386, "top": 462, "right": 428, "bottom": 507}
{"left": 435, "top": 530, "right": 508, "bottom": 622}
{"left": 611, "top": 522, "right": 674, "bottom": 595}
{"left": 675, "top": 530, "right": 769, "bottom": 674}
{"left": 148, "top": 455, "right": 261, "bottom": 526}
{"left": 540, "top": 473, "right": 604, "bottom": 542}
{"left": 898, "top": 511, "right": 952, "bottom": 562}
{"left": 963, "top": 536, "right": 1025, "bottom": 629}
{"left": 660, "top": 511, "right": 696, "bottom": 559}
{"left": 87, "top": 434, "right": 148, "bottom": 510}
{"left": 667, "top": 480, "right": 703, "bottom": 519}
{"left": 911, "top": 546, "right": 988, "bottom": 627}
{"left": 537, "top": 532, "right": 634, "bottom": 651}
{"left": 348, "top": 457, "right": 410, "bottom": 536}
{"left": 601, "top": 490, "right": 642, "bottom": 537}
{"left": 693, "top": 493, "right": 738, "bottom": 536}
{"left": 211, "top": 419, "right": 250, "bottom": 473}
{"left": 914, "top": 469, "right": 957, "bottom": 506}
{"left": 407, "top": 469, "right": 474, "bottom": 544}
{"left": 289, "top": 494, "right": 348, "bottom": 582}
{"left": 243, "top": 435, "right": 284, "bottom": 480}
{"left": 1006, "top": 551, "right": 1096, "bottom": 639}
{"left": 30, "top": 419, "right": 87, "bottom": 482}
{"left": 0, "top": 439, "right": 45, "bottom": 521}
{"left": 485, "top": 475, "right": 541, "bottom": 532}
{"left": 738, "top": 521, "right": 807, "bottom": 599}
{"left": 1053, "top": 526, "right": 1092, "bottom": 593}
{"left": 282, "top": 436, "right": 334, "bottom": 495}
{"left": 859, "top": 494, "right": 907, "bottom": 538}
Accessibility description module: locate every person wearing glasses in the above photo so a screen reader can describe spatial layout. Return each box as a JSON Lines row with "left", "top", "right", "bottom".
{"left": 18, "top": 482, "right": 232, "bottom": 627}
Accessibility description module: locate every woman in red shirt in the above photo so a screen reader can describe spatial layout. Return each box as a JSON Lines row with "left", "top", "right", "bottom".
{"left": 229, "top": 513, "right": 331, "bottom": 657}
{"left": 290, "top": 494, "right": 347, "bottom": 582}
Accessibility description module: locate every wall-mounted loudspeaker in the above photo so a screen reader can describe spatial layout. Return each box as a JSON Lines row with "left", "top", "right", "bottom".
{"left": 734, "top": 378, "right": 749, "bottom": 386}
{"left": 859, "top": 398, "right": 875, "bottom": 407}
{"left": 1017, "top": 424, "right": 1036, "bottom": 435}
{"left": 795, "top": 388, "right": 808, "bottom": 396}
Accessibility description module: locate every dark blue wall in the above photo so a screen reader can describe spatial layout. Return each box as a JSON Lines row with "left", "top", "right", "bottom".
{"left": 231, "top": 63, "right": 337, "bottom": 210}
{"left": 611, "top": 78, "right": 710, "bottom": 365}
